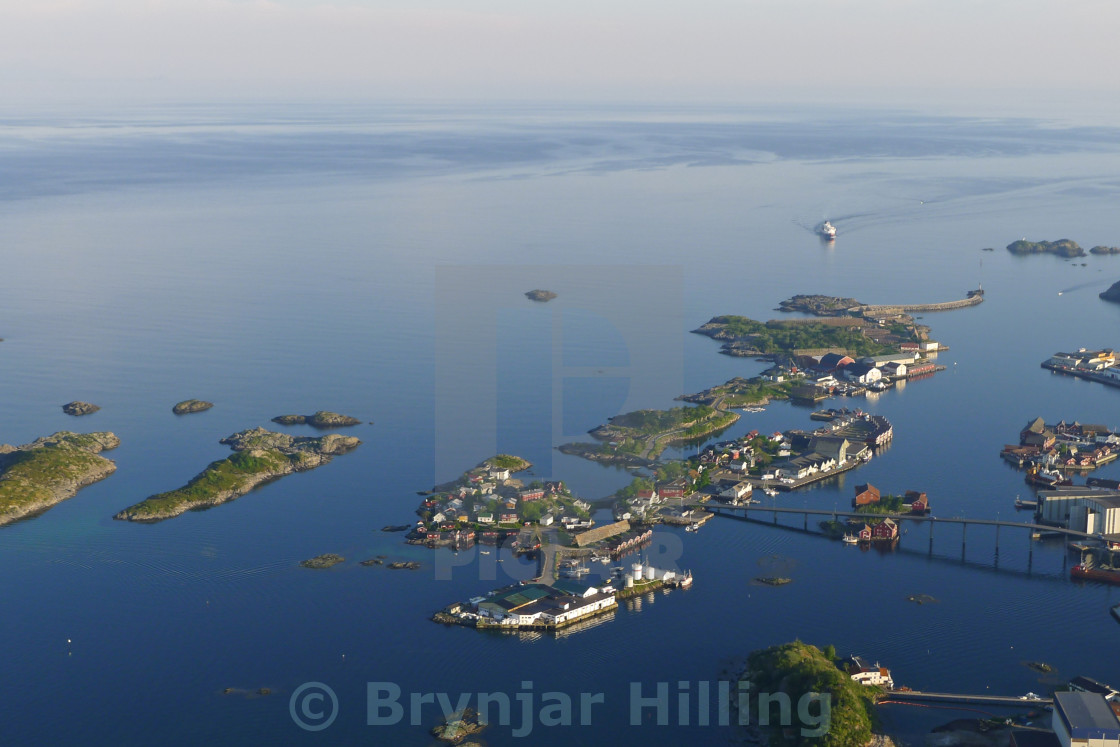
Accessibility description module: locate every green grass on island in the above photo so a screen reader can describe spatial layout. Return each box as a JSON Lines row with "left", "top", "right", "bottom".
{"left": 118, "top": 449, "right": 293, "bottom": 521}
{"left": 697, "top": 316, "right": 897, "bottom": 358}
{"left": 0, "top": 432, "right": 120, "bottom": 526}
{"left": 743, "top": 641, "right": 881, "bottom": 747}
{"left": 485, "top": 454, "right": 531, "bottom": 471}
{"left": 114, "top": 428, "right": 360, "bottom": 522}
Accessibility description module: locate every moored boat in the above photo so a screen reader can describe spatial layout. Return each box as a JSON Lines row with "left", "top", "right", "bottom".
{"left": 842, "top": 534, "right": 859, "bottom": 545}
{"left": 1026, "top": 466, "right": 1071, "bottom": 488}
{"left": 1071, "top": 564, "right": 1120, "bottom": 585}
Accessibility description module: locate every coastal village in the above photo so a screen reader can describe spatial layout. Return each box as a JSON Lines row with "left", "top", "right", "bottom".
{"left": 1003, "top": 417, "right": 1119, "bottom": 487}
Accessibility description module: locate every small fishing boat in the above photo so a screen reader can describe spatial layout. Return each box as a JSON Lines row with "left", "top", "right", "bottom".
{"left": 842, "top": 534, "right": 859, "bottom": 545}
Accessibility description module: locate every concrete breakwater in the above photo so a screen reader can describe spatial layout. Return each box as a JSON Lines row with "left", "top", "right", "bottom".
{"left": 855, "top": 295, "right": 984, "bottom": 315}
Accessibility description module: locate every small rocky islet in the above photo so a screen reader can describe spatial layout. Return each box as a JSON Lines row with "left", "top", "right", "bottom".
{"left": 271, "top": 411, "right": 362, "bottom": 428}
{"left": 113, "top": 427, "right": 360, "bottom": 522}
{"left": 300, "top": 554, "right": 345, "bottom": 569}
{"left": 62, "top": 401, "right": 100, "bottom": 416}
{"left": 1006, "top": 238, "right": 1086, "bottom": 258}
{"left": 172, "top": 399, "right": 213, "bottom": 415}
{"left": 524, "top": 289, "right": 557, "bottom": 302}
{"left": 0, "top": 431, "right": 121, "bottom": 526}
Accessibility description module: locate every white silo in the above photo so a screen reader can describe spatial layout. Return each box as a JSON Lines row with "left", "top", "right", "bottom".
{"left": 645, "top": 565, "right": 657, "bottom": 581}
{"left": 631, "top": 562, "right": 643, "bottom": 579}
{"left": 625, "top": 574, "right": 634, "bottom": 588}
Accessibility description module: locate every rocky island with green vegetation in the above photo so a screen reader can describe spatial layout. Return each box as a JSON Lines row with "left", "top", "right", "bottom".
{"left": 300, "top": 553, "right": 345, "bottom": 569}
{"left": 740, "top": 641, "right": 882, "bottom": 747}
{"left": 1006, "top": 238, "right": 1085, "bottom": 257}
{"left": 679, "top": 376, "right": 793, "bottom": 408}
{"left": 693, "top": 315, "right": 902, "bottom": 359}
{"left": 173, "top": 399, "right": 213, "bottom": 415}
{"left": 271, "top": 411, "right": 361, "bottom": 428}
{"left": 113, "top": 427, "right": 360, "bottom": 522}
{"left": 1091, "top": 245, "right": 1120, "bottom": 255}
{"left": 0, "top": 431, "right": 121, "bottom": 526}
{"left": 62, "top": 401, "right": 101, "bottom": 416}
{"left": 1101, "top": 280, "right": 1120, "bottom": 304}
{"left": 562, "top": 405, "right": 738, "bottom": 463}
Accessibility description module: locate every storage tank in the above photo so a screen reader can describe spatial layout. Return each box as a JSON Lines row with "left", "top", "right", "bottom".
{"left": 645, "top": 566, "right": 657, "bottom": 581}
{"left": 631, "top": 563, "right": 643, "bottom": 579}
{"left": 625, "top": 574, "right": 634, "bottom": 588}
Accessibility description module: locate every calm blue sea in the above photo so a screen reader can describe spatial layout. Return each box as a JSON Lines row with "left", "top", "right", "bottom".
{"left": 1, "top": 103, "right": 1119, "bottom": 745}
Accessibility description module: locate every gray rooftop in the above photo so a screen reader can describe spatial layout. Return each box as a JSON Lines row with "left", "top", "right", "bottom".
{"left": 1054, "top": 691, "right": 1120, "bottom": 739}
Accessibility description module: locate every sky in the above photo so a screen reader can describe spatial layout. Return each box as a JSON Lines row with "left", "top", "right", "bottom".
{"left": 2, "top": 0, "right": 1119, "bottom": 107}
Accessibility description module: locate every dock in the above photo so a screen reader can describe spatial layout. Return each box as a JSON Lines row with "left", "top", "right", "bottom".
{"left": 1042, "top": 361, "right": 1120, "bottom": 390}
{"left": 882, "top": 691, "right": 1051, "bottom": 708}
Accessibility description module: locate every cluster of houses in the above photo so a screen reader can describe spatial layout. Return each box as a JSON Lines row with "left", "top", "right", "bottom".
{"left": 761, "top": 347, "right": 941, "bottom": 391}
{"left": 1002, "top": 417, "right": 1118, "bottom": 471}
{"left": 411, "top": 464, "right": 594, "bottom": 546}
{"left": 615, "top": 478, "right": 693, "bottom": 520}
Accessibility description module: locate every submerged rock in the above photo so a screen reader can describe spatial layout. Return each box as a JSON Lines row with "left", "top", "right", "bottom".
{"left": 62, "top": 402, "right": 100, "bottom": 416}
{"left": 754, "top": 576, "right": 792, "bottom": 586}
{"left": 172, "top": 399, "right": 213, "bottom": 415}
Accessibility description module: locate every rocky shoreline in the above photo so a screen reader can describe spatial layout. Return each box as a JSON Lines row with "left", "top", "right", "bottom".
{"left": 0, "top": 431, "right": 121, "bottom": 526}
{"left": 113, "top": 427, "right": 360, "bottom": 522}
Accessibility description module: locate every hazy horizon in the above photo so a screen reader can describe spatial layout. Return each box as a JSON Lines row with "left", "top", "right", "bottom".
{"left": 4, "top": 0, "right": 1120, "bottom": 119}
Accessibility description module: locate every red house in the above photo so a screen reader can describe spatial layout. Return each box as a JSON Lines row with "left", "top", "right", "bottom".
{"left": 857, "top": 524, "right": 873, "bottom": 542}
{"left": 853, "top": 483, "right": 881, "bottom": 507}
{"left": 519, "top": 488, "right": 545, "bottom": 501}
{"left": 905, "top": 491, "right": 929, "bottom": 513}
{"left": 871, "top": 518, "right": 898, "bottom": 541}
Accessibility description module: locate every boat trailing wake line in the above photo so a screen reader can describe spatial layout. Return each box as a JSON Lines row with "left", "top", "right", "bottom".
{"left": 1058, "top": 279, "right": 1113, "bottom": 295}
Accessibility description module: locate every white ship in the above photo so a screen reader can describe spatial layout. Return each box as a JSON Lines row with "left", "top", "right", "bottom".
{"left": 820, "top": 221, "right": 837, "bottom": 240}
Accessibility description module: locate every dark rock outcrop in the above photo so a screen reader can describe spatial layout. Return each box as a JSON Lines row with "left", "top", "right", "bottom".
{"left": 1101, "top": 280, "right": 1120, "bottom": 303}
{"left": 172, "top": 399, "right": 213, "bottom": 415}
{"left": 271, "top": 411, "right": 361, "bottom": 428}
{"left": 525, "top": 289, "right": 557, "bottom": 302}
{"left": 62, "top": 401, "right": 100, "bottom": 416}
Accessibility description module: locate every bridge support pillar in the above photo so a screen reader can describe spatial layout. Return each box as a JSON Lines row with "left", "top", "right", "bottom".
{"left": 961, "top": 523, "right": 967, "bottom": 562}
{"left": 803, "top": 512, "right": 808, "bottom": 531}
